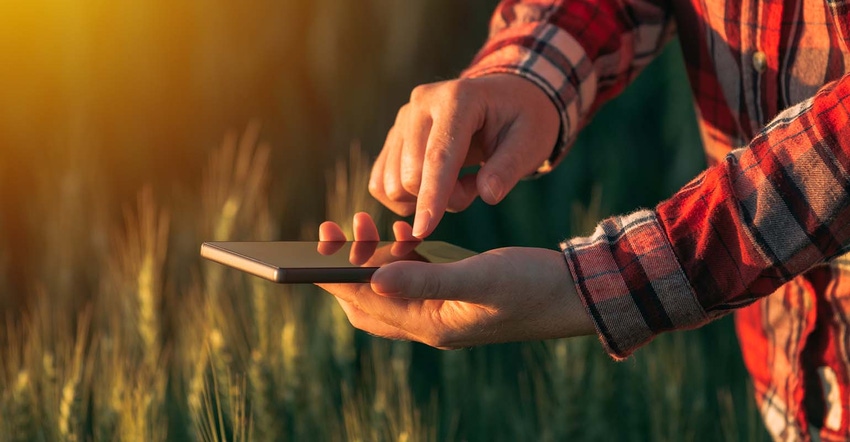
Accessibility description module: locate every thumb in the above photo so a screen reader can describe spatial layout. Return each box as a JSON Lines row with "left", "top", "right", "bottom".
{"left": 370, "top": 260, "right": 481, "bottom": 301}
{"left": 477, "top": 127, "right": 550, "bottom": 205}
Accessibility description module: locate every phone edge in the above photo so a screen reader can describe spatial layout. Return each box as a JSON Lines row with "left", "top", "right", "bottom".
{"left": 284, "top": 267, "right": 377, "bottom": 283}
{"left": 200, "top": 242, "right": 280, "bottom": 282}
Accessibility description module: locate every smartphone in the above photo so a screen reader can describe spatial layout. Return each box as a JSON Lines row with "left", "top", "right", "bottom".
{"left": 200, "top": 240, "right": 477, "bottom": 283}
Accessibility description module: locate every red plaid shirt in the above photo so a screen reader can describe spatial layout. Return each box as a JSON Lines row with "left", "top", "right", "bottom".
{"left": 463, "top": 0, "right": 850, "bottom": 440}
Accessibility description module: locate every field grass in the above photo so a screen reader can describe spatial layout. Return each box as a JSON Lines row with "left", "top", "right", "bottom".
{"left": 0, "top": 123, "right": 770, "bottom": 441}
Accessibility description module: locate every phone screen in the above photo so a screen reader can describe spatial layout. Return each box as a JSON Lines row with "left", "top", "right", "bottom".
{"left": 200, "top": 241, "right": 477, "bottom": 283}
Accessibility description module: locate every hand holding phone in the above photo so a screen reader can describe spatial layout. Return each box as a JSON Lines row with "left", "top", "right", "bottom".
{"left": 313, "top": 213, "right": 594, "bottom": 349}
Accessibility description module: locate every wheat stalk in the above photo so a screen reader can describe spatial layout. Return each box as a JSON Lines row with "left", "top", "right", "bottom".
{"left": 184, "top": 285, "right": 212, "bottom": 426}
{"left": 113, "top": 366, "right": 168, "bottom": 442}
{"left": 88, "top": 185, "right": 171, "bottom": 441}
{"left": 207, "top": 328, "right": 234, "bottom": 434}
{"left": 11, "top": 370, "right": 35, "bottom": 442}
{"left": 0, "top": 318, "right": 27, "bottom": 441}
{"left": 229, "top": 374, "right": 253, "bottom": 442}
{"left": 187, "top": 124, "right": 275, "bottom": 440}
{"left": 193, "top": 341, "right": 253, "bottom": 442}
{"left": 280, "top": 319, "right": 301, "bottom": 398}
{"left": 201, "top": 121, "right": 271, "bottom": 242}
{"left": 107, "top": 186, "right": 170, "bottom": 370}
{"left": 57, "top": 307, "right": 92, "bottom": 442}
{"left": 248, "top": 350, "right": 280, "bottom": 441}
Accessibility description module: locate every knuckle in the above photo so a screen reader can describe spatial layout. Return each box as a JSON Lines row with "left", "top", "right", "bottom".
{"left": 400, "top": 170, "right": 421, "bottom": 195}
{"left": 384, "top": 178, "right": 409, "bottom": 201}
{"left": 367, "top": 177, "right": 381, "bottom": 197}
{"left": 410, "top": 84, "right": 431, "bottom": 103}
{"left": 440, "top": 79, "right": 470, "bottom": 104}
{"left": 395, "top": 105, "right": 411, "bottom": 127}
{"left": 368, "top": 173, "right": 387, "bottom": 197}
{"left": 384, "top": 124, "right": 398, "bottom": 141}
{"left": 382, "top": 170, "right": 404, "bottom": 198}
{"left": 370, "top": 166, "right": 382, "bottom": 185}
{"left": 425, "top": 144, "right": 454, "bottom": 165}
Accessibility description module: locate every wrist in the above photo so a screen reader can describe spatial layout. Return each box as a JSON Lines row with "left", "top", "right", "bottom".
{"left": 461, "top": 22, "right": 598, "bottom": 175}
{"left": 525, "top": 248, "right": 595, "bottom": 340}
{"left": 549, "top": 249, "right": 595, "bottom": 338}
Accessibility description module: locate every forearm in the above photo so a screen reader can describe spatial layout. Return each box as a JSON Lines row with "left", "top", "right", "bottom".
{"left": 659, "top": 74, "right": 850, "bottom": 307}
{"left": 562, "top": 74, "right": 850, "bottom": 359}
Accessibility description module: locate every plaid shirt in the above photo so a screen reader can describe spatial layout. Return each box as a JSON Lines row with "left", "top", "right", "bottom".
{"left": 463, "top": 0, "right": 850, "bottom": 440}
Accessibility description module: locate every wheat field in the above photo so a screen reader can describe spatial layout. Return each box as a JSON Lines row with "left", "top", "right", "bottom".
{"left": 0, "top": 1, "right": 770, "bottom": 440}
{"left": 0, "top": 126, "right": 769, "bottom": 441}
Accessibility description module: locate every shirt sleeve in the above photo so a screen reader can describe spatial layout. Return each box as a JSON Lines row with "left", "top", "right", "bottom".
{"left": 562, "top": 75, "right": 850, "bottom": 359}
{"left": 461, "top": 0, "right": 675, "bottom": 172}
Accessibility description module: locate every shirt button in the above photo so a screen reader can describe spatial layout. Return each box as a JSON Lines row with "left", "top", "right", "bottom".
{"left": 753, "top": 51, "right": 767, "bottom": 73}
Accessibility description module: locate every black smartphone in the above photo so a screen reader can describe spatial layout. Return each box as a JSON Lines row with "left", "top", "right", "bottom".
{"left": 200, "top": 241, "right": 477, "bottom": 283}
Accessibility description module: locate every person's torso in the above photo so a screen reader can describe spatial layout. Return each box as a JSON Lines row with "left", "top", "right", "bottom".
{"left": 668, "top": 2, "right": 850, "bottom": 438}
{"left": 672, "top": 0, "right": 850, "bottom": 165}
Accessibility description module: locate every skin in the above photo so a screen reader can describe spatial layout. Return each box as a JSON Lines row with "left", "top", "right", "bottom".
{"left": 369, "top": 74, "right": 561, "bottom": 238}
{"left": 317, "top": 74, "right": 594, "bottom": 348}
{"left": 317, "top": 213, "right": 594, "bottom": 349}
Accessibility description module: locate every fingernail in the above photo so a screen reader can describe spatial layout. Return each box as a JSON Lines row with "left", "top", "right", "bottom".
{"left": 485, "top": 176, "right": 502, "bottom": 202}
{"left": 371, "top": 269, "right": 401, "bottom": 296}
{"left": 412, "top": 209, "right": 431, "bottom": 238}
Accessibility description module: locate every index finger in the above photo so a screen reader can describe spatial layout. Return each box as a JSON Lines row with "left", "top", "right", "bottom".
{"left": 412, "top": 104, "right": 478, "bottom": 238}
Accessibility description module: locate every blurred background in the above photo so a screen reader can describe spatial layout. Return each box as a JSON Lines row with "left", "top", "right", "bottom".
{"left": 0, "top": 0, "right": 493, "bottom": 299}
{"left": 0, "top": 0, "right": 769, "bottom": 440}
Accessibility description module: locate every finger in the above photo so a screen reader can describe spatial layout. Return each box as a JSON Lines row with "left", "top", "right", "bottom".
{"left": 318, "top": 222, "right": 347, "bottom": 255}
{"left": 392, "top": 221, "right": 416, "bottom": 241}
{"left": 370, "top": 128, "right": 416, "bottom": 216}
{"left": 391, "top": 239, "right": 420, "bottom": 257}
{"left": 332, "top": 296, "right": 415, "bottom": 341}
{"left": 319, "top": 282, "right": 415, "bottom": 330}
{"left": 318, "top": 240, "right": 345, "bottom": 256}
{"left": 370, "top": 258, "right": 482, "bottom": 301}
{"left": 319, "top": 221, "right": 347, "bottom": 241}
{"left": 315, "top": 282, "right": 360, "bottom": 305}
{"left": 319, "top": 283, "right": 410, "bottom": 334}
{"left": 445, "top": 173, "right": 479, "bottom": 213}
{"left": 464, "top": 131, "right": 487, "bottom": 166}
{"left": 390, "top": 222, "right": 420, "bottom": 257}
{"left": 369, "top": 140, "right": 389, "bottom": 200}
{"left": 350, "top": 213, "right": 381, "bottom": 264}
{"left": 352, "top": 212, "right": 380, "bottom": 241}
{"left": 349, "top": 241, "right": 378, "bottom": 266}
{"left": 383, "top": 107, "right": 417, "bottom": 205}
{"left": 477, "top": 123, "right": 549, "bottom": 205}
{"left": 400, "top": 111, "right": 432, "bottom": 195}
{"left": 413, "top": 101, "right": 478, "bottom": 238}
{"left": 383, "top": 135, "right": 415, "bottom": 204}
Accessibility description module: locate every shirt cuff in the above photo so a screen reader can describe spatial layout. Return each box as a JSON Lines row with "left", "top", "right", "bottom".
{"left": 560, "top": 210, "right": 708, "bottom": 359}
{"left": 461, "top": 22, "right": 597, "bottom": 174}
